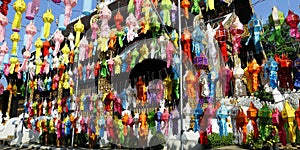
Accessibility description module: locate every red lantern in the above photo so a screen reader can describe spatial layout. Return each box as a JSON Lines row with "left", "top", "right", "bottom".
{"left": 296, "top": 99, "right": 300, "bottom": 130}
{"left": 215, "top": 22, "right": 228, "bottom": 62}
{"left": 0, "top": 0, "right": 11, "bottom": 16}
{"left": 230, "top": 17, "right": 244, "bottom": 55}
{"left": 114, "top": 10, "right": 124, "bottom": 31}
{"left": 286, "top": 10, "right": 300, "bottom": 39}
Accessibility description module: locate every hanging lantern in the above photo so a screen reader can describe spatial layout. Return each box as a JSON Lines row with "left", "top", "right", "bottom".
{"left": 182, "top": 28, "right": 192, "bottom": 62}
{"left": 82, "top": 0, "right": 92, "bottom": 16}
{"left": 278, "top": 54, "right": 293, "bottom": 90}
{"left": 10, "top": 32, "right": 20, "bottom": 74}
{"left": 286, "top": 10, "right": 300, "bottom": 39}
{"left": 246, "top": 14, "right": 263, "bottom": 54}
{"left": 296, "top": 99, "right": 300, "bottom": 130}
{"left": 181, "top": 0, "right": 190, "bottom": 19}
{"left": 0, "top": 12, "right": 8, "bottom": 42}
{"left": 42, "top": 9, "right": 54, "bottom": 39}
{"left": 267, "top": 57, "right": 278, "bottom": 89}
{"left": 53, "top": 30, "right": 64, "bottom": 56}
{"left": 206, "top": 24, "right": 218, "bottom": 66}
{"left": 248, "top": 59, "right": 261, "bottom": 92}
{"left": 43, "top": 40, "right": 50, "bottom": 59}
{"left": 247, "top": 102, "right": 259, "bottom": 138}
{"left": 12, "top": 0, "right": 26, "bottom": 32}
{"left": 58, "top": 14, "right": 66, "bottom": 31}
{"left": 91, "top": 22, "right": 98, "bottom": 40}
{"left": 114, "top": 10, "right": 123, "bottom": 31}
{"left": 64, "top": 0, "right": 77, "bottom": 26}
{"left": 171, "top": 2, "right": 177, "bottom": 24}
{"left": 258, "top": 103, "right": 272, "bottom": 140}
{"left": 0, "top": 0, "right": 11, "bottom": 16}
{"left": 34, "top": 38, "right": 43, "bottom": 75}
{"left": 282, "top": 101, "right": 296, "bottom": 144}
{"left": 192, "top": 25, "right": 205, "bottom": 57}
{"left": 268, "top": 6, "right": 285, "bottom": 45}
{"left": 61, "top": 43, "right": 70, "bottom": 65}
{"left": 0, "top": 42, "right": 8, "bottom": 67}
{"left": 215, "top": 22, "right": 228, "bottom": 62}
{"left": 74, "top": 19, "right": 84, "bottom": 48}
{"left": 25, "top": 21, "right": 37, "bottom": 52}
{"left": 219, "top": 65, "right": 232, "bottom": 96}
{"left": 230, "top": 17, "right": 244, "bottom": 55}
{"left": 229, "top": 104, "right": 239, "bottom": 142}
{"left": 25, "top": 2, "right": 34, "bottom": 20}
{"left": 216, "top": 103, "right": 229, "bottom": 136}
{"left": 236, "top": 107, "right": 248, "bottom": 144}
{"left": 161, "top": 0, "right": 172, "bottom": 26}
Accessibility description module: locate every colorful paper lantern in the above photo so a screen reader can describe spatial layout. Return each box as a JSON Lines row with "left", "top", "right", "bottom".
{"left": 53, "top": 30, "right": 64, "bottom": 56}
{"left": 0, "top": 12, "right": 8, "bottom": 42}
{"left": 64, "top": 0, "right": 77, "bottom": 26}
{"left": 181, "top": 0, "right": 190, "bottom": 19}
{"left": 236, "top": 107, "right": 247, "bottom": 144}
{"left": 248, "top": 59, "right": 261, "bottom": 92}
{"left": 268, "top": 6, "right": 285, "bottom": 45}
{"left": 247, "top": 102, "right": 259, "bottom": 138}
{"left": 286, "top": 10, "right": 300, "bottom": 39}
{"left": 34, "top": 38, "right": 43, "bottom": 75}
{"left": 0, "top": 42, "right": 8, "bottom": 66}
{"left": 216, "top": 103, "right": 229, "bottom": 136}
{"left": 277, "top": 54, "right": 293, "bottom": 90}
{"left": 246, "top": 14, "right": 263, "bottom": 54}
{"left": 74, "top": 19, "right": 84, "bottom": 48}
{"left": 258, "top": 103, "right": 272, "bottom": 140}
{"left": 161, "top": 0, "right": 172, "bottom": 26}
{"left": 25, "top": 21, "right": 37, "bottom": 52}
{"left": 12, "top": 0, "right": 26, "bottom": 32}
{"left": 230, "top": 17, "right": 244, "bottom": 55}
{"left": 171, "top": 2, "right": 177, "bottom": 24}
{"left": 282, "top": 101, "right": 296, "bottom": 144}
{"left": 114, "top": 10, "right": 123, "bottom": 31}
{"left": 296, "top": 100, "right": 300, "bottom": 130}
{"left": 82, "top": 0, "right": 92, "bottom": 16}
{"left": 0, "top": 0, "right": 11, "bottom": 16}
{"left": 42, "top": 9, "right": 54, "bottom": 39}
{"left": 10, "top": 32, "right": 20, "bottom": 74}
{"left": 58, "top": 14, "right": 66, "bottom": 31}
{"left": 181, "top": 28, "right": 192, "bottom": 62}
{"left": 215, "top": 22, "right": 228, "bottom": 62}
{"left": 272, "top": 108, "right": 287, "bottom": 146}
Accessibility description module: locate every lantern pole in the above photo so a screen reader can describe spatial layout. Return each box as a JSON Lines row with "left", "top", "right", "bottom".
{"left": 177, "top": 1, "right": 184, "bottom": 150}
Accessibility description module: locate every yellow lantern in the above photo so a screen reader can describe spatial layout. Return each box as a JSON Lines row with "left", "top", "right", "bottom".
{"left": 42, "top": 9, "right": 54, "bottom": 39}
{"left": 61, "top": 43, "right": 70, "bottom": 65}
{"left": 74, "top": 19, "right": 84, "bottom": 48}
{"left": 12, "top": 0, "right": 26, "bottom": 32}
{"left": 282, "top": 101, "right": 296, "bottom": 144}
{"left": 9, "top": 32, "right": 20, "bottom": 74}
{"left": 35, "top": 38, "right": 43, "bottom": 75}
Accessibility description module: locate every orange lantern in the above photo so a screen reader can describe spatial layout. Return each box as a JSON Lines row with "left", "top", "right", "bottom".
{"left": 247, "top": 102, "right": 258, "bottom": 138}
{"left": 248, "top": 59, "right": 261, "bottom": 92}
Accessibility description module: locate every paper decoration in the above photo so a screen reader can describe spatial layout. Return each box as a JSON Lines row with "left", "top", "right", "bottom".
{"left": 74, "top": 19, "right": 84, "bottom": 48}
{"left": 0, "top": 42, "right": 8, "bottom": 67}
{"left": 161, "top": 109, "right": 170, "bottom": 136}
{"left": 42, "top": 9, "right": 54, "bottom": 39}
{"left": 277, "top": 54, "right": 293, "bottom": 90}
{"left": 25, "top": 21, "right": 37, "bottom": 52}
{"left": 286, "top": 10, "right": 300, "bottom": 39}
{"left": 34, "top": 38, "right": 43, "bottom": 75}
{"left": 215, "top": 22, "right": 228, "bottom": 62}
{"left": 82, "top": 0, "right": 92, "bottom": 16}
{"left": 246, "top": 14, "right": 263, "bottom": 54}
{"left": 161, "top": 0, "right": 172, "bottom": 26}
{"left": 25, "top": 2, "right": 34, "bottom": 20}
{"left": 171, "top": 2, "right": 177, "bottom": 24}
{"left": 248, "top": 59, "right": 261, "bottom": 92}
{"left": 12, "top": 0, "right": 26, "bottom": 32}
{"left": 126, "top": 13, "right": 138, "bottom": 42}
{"left": 58, "top": 14, "right": 66, "bottom": 31}
{"left": 52, "top": 0, "right": 61, "bottom": 3}
{"left": 10, "top": 32, "right": 20, "bottom": 74}
{"left": 192, "top": 25, "right": 204, "bottom": 57}
{"left": 134, "top": 0, "right": 143, "bottom": 20}
{"left": 61, "top": 43, "right": 70, "bottom": 65}
{"left": 193, "top": 103, "right": 203, "bottom": 132}
{"left": 230, "top": 17, "right": 244, "bottom": 55}
{"left": 267, "top": 57, "right": 278, "bottom": 89}
{"left": 191, "top": 0, "right": 200, "bottom": 14}
{"left": 114, "top": 10, "right": 123, "bottom": 32}
{"left": 181, "top": 0, "right": 190, "bottom": 19}
{"left": 53, "top": 30, "right": 64, "bottom": 56}
{"left": 268, "top": 6, "right": 285, "bottom": 45}
{"left": 206, "top": 24, "right": 217, "bottom": 66}
{"left": 272, "top": 108, "right": 287, "bottom": 146}
{"left": 0, "top": 12, "right": 8, "bottom": 42}
{"left": 64, "top": 0, "right": 77, "bottom": 26}
{"left": 282, "top": 101, "right": 296, "bottom": 143}
{"left": 182, "top": 28, "right": 192, "bottom": 61}
{"left": 0, "top": 0, "right": 11, "bottom": 16}
{"left": 166, "top": 40, "right": 174, "bottom": 68}
{"left": 216, "top": 103, "right": 229, "bottom": 136}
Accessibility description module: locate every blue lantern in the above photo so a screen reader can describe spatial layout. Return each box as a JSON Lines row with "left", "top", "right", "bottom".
{"left": 216, "top": 103, "right": 229, "bottom": 136}
{"left": 58, "top": 14, "right": 66, "bottom": 31}
{"left": 82, "top": 0, "right": 92, "bottom": 16}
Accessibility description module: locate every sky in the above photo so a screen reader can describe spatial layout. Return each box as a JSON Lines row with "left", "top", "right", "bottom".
{"left": 1, "top": 0, "right": 300, "bottom": 62}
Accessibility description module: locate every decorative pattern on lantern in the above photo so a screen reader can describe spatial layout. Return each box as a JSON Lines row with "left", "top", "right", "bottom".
{"left": 0, "top": 12, "right": 8, "bottom": 42}
{"left": 0, "top": 0, "right": 11, "bottom": 16}
{"left": 282, "top": 101, "right": 296, "bottom": 144}
{"left": 12, "top": 0, "right": 26, "bottom": 32}
{"left": 248, "top": 59, "right": 261, "bottom": 92}
{"left": 74, "top": 19, "right": 84, "bottom": 48}
{"left": 230, "top": 17, "right": 244, "bottom": 55}
{"left": 10, "top": 32, "right": 20, "bottom": 74}
{"left": 42, "top": 9, "right": 54, "bottom": 39}
{"left": 286, "top": 10, "right": 300, "bottom": 39}
{"left": 247, "top": 102, "right": 259, "bottom": 138}
{"left": 215, "top": 22, "right": 228, "bottom": 62}
{"left": 258, "top": 103, "right": 272, "bottom": 140}
{"left": 268, "top": 6, "right": 285, "bottom": 45}
{"left": 246, "top": 14, "right": 263, "bottom": 54}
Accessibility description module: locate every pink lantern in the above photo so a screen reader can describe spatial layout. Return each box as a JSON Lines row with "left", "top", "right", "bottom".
{"left": 230, "top": 17, "right": 244, "bottom": 55}
{"left": 53, "top": 30, "right": 64, "bottom": 56}
{"left": 91, "top": 22, "right": 98, "bottom": 40}
{"left": 64, "top": 0, "right": 77, "bottom": 26}
{"left": 19, "top": 50, "right": 31, "bottom": 72}
{"left": 25, "top": 21, "right": 37, "bottom": 52}
{"left": 286, "top": 10, "right": 300, "bottom": 39}
{"left": 0, "top": 42, "right": 8, "bottom": 65}
{"left": 0, "top": 12, "right": 8, "bottom": 42}
{"left": 25, "top": 1, "right": 39, "bottom": 20}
